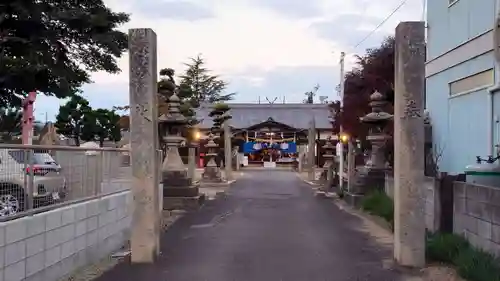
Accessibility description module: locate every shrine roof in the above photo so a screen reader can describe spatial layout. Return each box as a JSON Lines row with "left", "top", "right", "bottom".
{"left": 195, "top": 103, "right": 331, "bottom": 129}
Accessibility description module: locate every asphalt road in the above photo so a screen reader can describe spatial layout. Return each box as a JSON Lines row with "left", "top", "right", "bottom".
{"left": 95, "top": 170, "right": 409, "bottom": 281}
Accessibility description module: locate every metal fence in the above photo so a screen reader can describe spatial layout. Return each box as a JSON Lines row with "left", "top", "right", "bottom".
{"left": 0, "top": 144, "right": 130, "bottom": 219}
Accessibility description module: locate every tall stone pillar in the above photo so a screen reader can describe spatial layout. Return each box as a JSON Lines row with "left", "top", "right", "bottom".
{"left": 298, "top": 148, "right": 303, "bottom": 173}
{"left": 128, "top": 28, "right": 160, "bottom": 263}
{"left": 307, "top": 119, "right": 316, "bottom": 181}
{"left": 224, "top": 118, "right": 232, "bottom": 181}
{"left": 187, "top": 144, "right": 196, "bottom": 183}
{"left": 235, "top": 149, "right": 240, "bottom": 171}
{"left": 393, "top": 21, "right": 426, "bottom": 268}
{"left": 347, "top": 141, "right": 355, "bottom": 192}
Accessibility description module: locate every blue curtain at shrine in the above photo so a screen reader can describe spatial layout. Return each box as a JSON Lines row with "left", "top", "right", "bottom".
{"left": 243, "top": 142, "right": 296, "bottom": 153}
{"left": 281, "top": 142, "right": 297, "bottom": 153}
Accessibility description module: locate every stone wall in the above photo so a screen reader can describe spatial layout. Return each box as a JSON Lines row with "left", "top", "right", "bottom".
{"left": 453, "top": 182, "right": 500, "bottom": 257}
{"left": 0, "top": 191, "right": 132, "bottom": 281}
{"left": 384, "top": 175, "right": 440, "bottom": 232}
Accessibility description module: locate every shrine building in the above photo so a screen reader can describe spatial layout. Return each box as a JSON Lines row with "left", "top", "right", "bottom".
{"left": 195, "top": 103, "right": 333, "bottom": 167}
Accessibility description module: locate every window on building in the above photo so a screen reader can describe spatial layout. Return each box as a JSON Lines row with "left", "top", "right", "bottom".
{"left": 449, "top": 69, "right": 494, "bottom": 96}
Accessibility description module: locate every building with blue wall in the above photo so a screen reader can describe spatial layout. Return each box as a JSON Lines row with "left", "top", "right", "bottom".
{"left": 425, "top": 0, "right": 498, "bottom": 174}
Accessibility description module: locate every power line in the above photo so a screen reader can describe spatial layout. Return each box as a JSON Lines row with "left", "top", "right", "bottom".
{"left": 352, "top": 0, "right": 408, "bottom": 49}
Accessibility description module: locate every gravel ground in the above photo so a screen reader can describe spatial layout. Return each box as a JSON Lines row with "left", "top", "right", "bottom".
{"left": 421, "top": 266, "right": 465, "bottom": 281}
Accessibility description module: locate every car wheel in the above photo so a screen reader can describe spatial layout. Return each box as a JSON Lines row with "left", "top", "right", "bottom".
{"left": 0, "top": 184, "right": 25, "bottom": 217}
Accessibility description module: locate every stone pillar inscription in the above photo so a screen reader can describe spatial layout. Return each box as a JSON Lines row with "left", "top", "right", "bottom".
{"left": 393, "top": 21, "right": 426, "bottom": 268}
{"left": 128, "top": 28, "right": 160, "bottom": 263}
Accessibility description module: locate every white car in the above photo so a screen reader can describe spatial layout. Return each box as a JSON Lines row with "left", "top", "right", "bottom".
{"left": 0, "top": 149, "right": 67, "bottom": 217}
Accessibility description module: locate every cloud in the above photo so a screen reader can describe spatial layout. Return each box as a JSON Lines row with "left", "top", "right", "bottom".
{"left": 226, "top": 65, "right": 340, "bottom": 103}
{"left": 310, "top": 14, "right": 390, "bottom": 52}
{"left": 34, "top": 0, "right": 426, "bottom": 121}
{"left": 37, "top": 65, "right": 339, "bottom": 121}
{"left": 131, "top": 0, "right": 214, "bottom": 21}
{"left": 249, "top": 0, "right": 321, "bottom": 19}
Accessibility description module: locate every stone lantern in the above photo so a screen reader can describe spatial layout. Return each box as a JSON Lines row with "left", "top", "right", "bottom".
{"left": 361, "top": 91, "right": 393, "bottom": 170}
{"left": 201, "top": 106, "right": 227, "bottom": 183}
{"left": 349, "top": 90, "right": 393, "bottom": 198}
{"left": 202, "top": 132, "right": 223, "bottom": 182}
{"left": 159, "top": 92, "right": 200, "bottom": 201}
{"left": 320, "top": 136, "right": 336, "bottom": 191}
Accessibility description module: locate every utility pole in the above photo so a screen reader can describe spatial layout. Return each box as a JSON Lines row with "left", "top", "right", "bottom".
{"left": 338, "top": 52, "right": 346, "bottom": 188}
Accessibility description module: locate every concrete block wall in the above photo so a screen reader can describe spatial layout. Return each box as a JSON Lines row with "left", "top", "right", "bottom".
{"left": 453, "top": 182, "right": 500, "bottom": 257}
{"left": 0, "top": 191, "right": 132, "bottom": 281}
{"left": 384, "top": 175, "right": 439, "bottom": 231}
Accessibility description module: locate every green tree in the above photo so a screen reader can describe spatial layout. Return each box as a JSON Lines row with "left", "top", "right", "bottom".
{"left": 0, "top": 107, "right": 22, "bottom": 141}
{"left": 0, "top": 1, "right": 129, "bottom": 108}
{"left": 54, "top": 95, "right": 93, "bottom": 146}
{"left": 158, "top": 68, "right": 196, "bottom": 122}
{"left": 83, "top": 109, "right": 121, "bottom": 147}
{"left": 179, "top": 54, "right": 235, "bottom": 106}
{"left": 113, "top": 55, "right": 235, "bottom": 131}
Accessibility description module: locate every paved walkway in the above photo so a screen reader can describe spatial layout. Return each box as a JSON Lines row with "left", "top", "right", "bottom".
{"left": 95, "top": 170, "right": 411, "bottom": 281}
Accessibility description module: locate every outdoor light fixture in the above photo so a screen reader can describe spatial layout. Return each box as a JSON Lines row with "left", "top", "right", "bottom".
{"left": 339, "top": 134, "right": 349, "bottom": 143}
{"left": 194, "top": 131, "right": 201, "bottom": 140}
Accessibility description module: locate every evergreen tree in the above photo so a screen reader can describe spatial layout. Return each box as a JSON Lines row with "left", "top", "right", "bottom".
{"left": 83, "top": 109, "right": 121, "bottom": 147}
{"left": 179, "top": 55, "right": 235, "bottom": 106}
{"left": 54, "top": 95, "right": 93, "bottom": 146}
{"left": 0, "top": 1, "right": 129, "bottom": 107}
{"left": 0, "top": 107, "right": 22, "bottom": 141}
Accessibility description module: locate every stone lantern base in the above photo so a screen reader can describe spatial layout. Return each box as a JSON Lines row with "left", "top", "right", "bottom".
{"left": 162, "top": 163, "right": 205, "bottom": 211}
{"left": 344, "top": 166, "right": 387, "bottom": 207}
{"left": 202, "top": 165, "right": 223, "bottom": 183}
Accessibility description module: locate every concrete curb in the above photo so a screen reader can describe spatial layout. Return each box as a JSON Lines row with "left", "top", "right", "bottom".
{"left": 333, "top": 199, "right": 393, "bottom": 234}
{"left": 295, "top": 173, "right": 320, "bottom": 187}
{"left": 314, "top": 191, "right": 339, "bottom": 199}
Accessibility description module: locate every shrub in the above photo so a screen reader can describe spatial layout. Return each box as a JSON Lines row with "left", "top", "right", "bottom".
{"left": 454, "top": 247, "right": 500, "bottom": 281}
{"left": 426, "top": 231, "right": 469, "bottom": 263}
{"left": 360, "top": 190, "right": 394, "bottom": 228}
{"left": 426, "top": 232, "right": 500, "bottom": 281}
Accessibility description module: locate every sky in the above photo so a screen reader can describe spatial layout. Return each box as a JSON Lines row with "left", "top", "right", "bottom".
{"left": 35, "top": 0, "right": 425, "bottom": 121}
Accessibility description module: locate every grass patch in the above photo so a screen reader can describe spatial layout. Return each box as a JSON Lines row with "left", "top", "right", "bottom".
{"left": 360, "top": 190, "right": 394, "bottom": 229}
{"left": 426, "top": 232, "right": 500, "bottom": 281}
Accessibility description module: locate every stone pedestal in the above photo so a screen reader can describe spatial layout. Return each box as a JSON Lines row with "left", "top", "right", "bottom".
{"left": 128, "top": 28, "right": 161, "bottom": 263}
{"left": 393, "top": 21, "right": 426, "bottom": 268}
